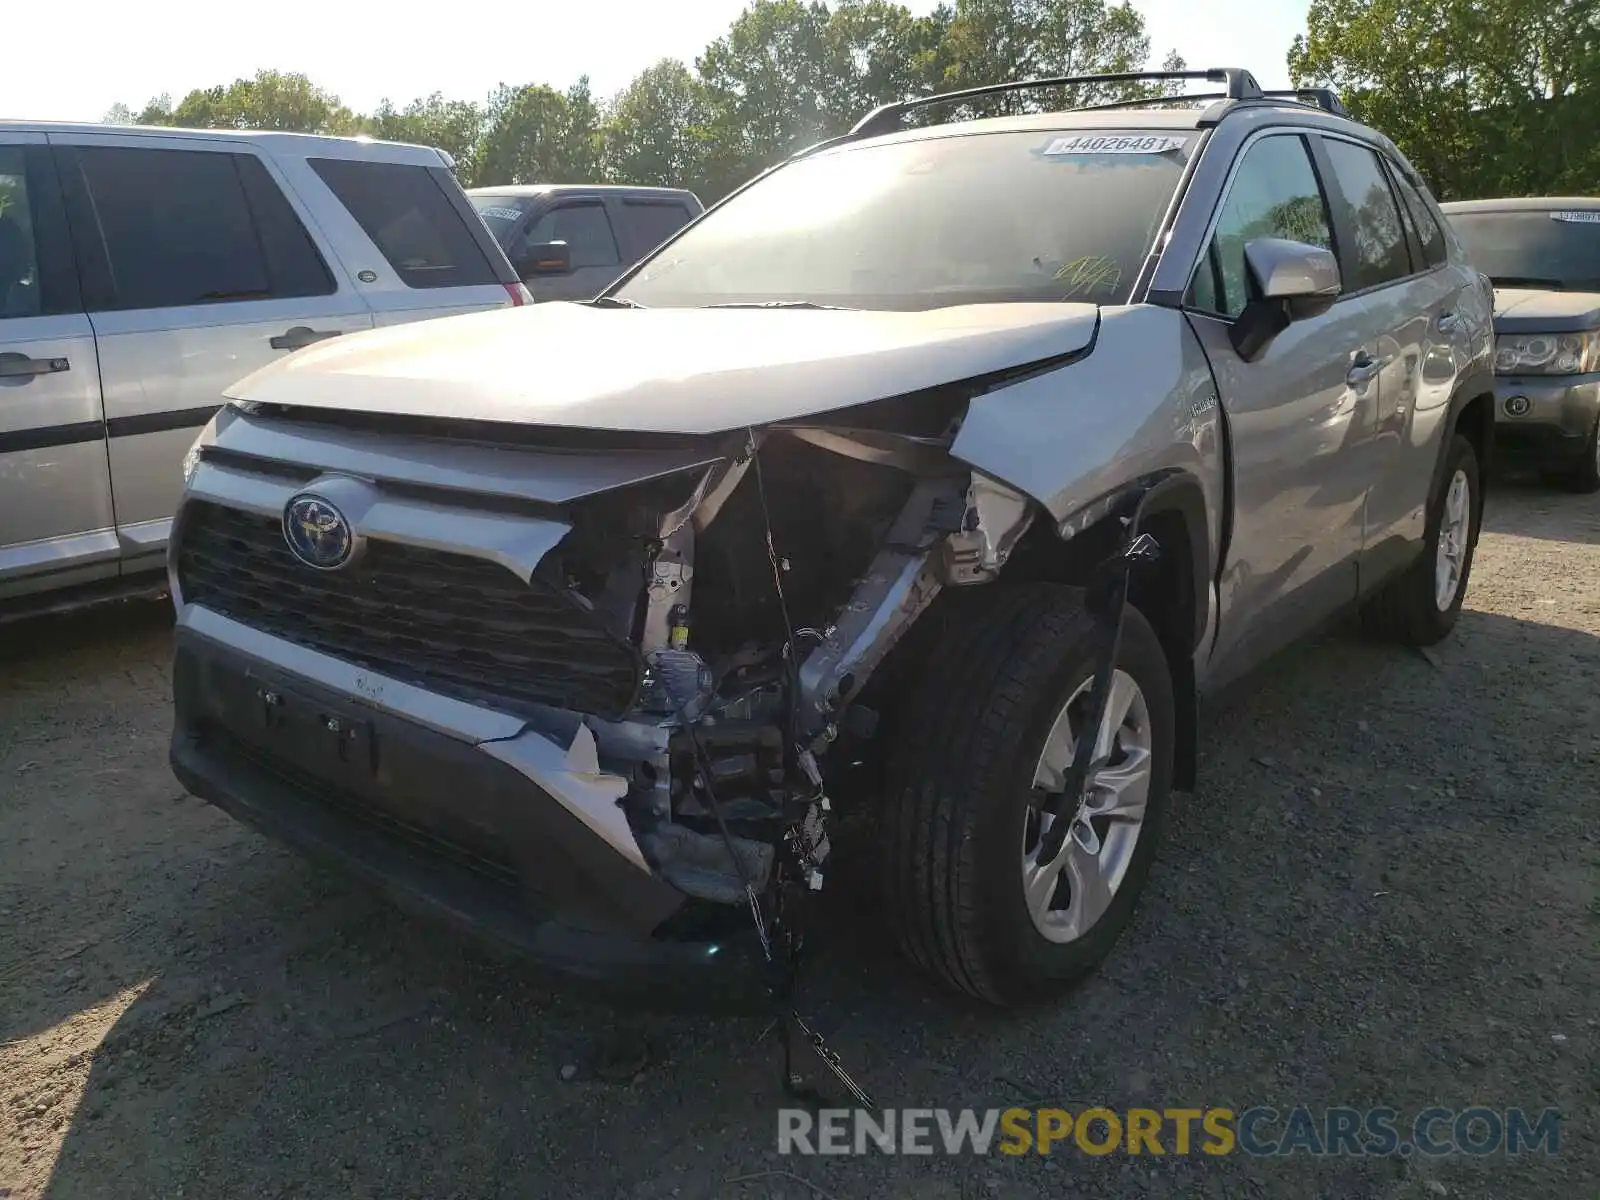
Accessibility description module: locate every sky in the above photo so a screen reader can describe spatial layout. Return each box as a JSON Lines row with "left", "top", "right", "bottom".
{"left": 3, "top": 0, "right": 1310, "bottom": 123}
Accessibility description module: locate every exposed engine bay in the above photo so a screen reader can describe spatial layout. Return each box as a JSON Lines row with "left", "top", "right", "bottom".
{"left": 534, "top": 404, "right": 1038, "bottom": 916}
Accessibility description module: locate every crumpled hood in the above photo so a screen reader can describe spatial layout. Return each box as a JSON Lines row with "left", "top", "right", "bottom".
{"left": 1491, "top": 287, "right": 1600, "bottom": 334}
{"left": 225, "top": 300, "right": 1101, "bottom": 434}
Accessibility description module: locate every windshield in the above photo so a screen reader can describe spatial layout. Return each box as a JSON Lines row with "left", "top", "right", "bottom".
{"left": 1446, "top": 209, "right": 1600, "bottom": 291}
{"left": 469, "top": 195, "right": 535, "bottom": 245}
{"left": 615, "top": 129, "right": 1195, "bottom": 311}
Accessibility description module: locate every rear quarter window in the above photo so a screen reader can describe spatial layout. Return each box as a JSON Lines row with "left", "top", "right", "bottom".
{"left": 311, "top": 158, "right": 498, "bottom": 289}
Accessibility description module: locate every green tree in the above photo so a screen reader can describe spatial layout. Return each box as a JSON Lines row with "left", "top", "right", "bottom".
{"left": 559, "top": 77, "right": 607, "bottom": 182}
{"left": 693, "top": 0, "right": 955, "bottom": 199}
{"left": 603, "top": 59, "right": 711, "bottom": 188}
{"left": 103, "top": 94, "right": 175, "bottom": 125}
{"left": 167, "top": 70, "right": 359, "bottom": 134}
{"left": 476, "top": 82, "right": 599, "bottom": 185}
{"left": 938, "top": 0, "right": 1182, "bottom": 115}
{"left": 1290, "top": 0, "right": 1600, "bottom": 198}
{"left": 815, "top": 0, "right": 953, "bottom": 129}
{"left": 696, "top": 0, "right": 837, "bottom": 197}
{"left": 366, "top": 92, "right": 484, "bottom": 177}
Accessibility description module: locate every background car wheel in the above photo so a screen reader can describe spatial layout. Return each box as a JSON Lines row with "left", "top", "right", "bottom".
{"left": 1558, "top": 416, "right": 1600, "bottom": 494}
{"left": 1363, "top": 433, "right": 1482, "bottom": 646}
{"left": 881, "top": 584, "right": 1175, "bottom": 1006}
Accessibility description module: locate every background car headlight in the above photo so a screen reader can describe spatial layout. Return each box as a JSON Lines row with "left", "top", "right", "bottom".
{"left": 1494, "top": 330, "right": 1600, "bottom": 375}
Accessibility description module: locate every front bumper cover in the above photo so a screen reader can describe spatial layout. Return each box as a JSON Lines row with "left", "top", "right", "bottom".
{"left": 169, "top": 609, "right": 766, "bottom": 1008}
{"left": 1492, "top": 375, "right": 1600, "bottom": 465}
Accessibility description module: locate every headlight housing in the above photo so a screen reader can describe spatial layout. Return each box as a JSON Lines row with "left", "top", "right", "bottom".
{"left": 181, "top": 436, "right": 203, "bottom": 486}
{"left": 1494, "top": 330, "right": 1600, "bottom": 375}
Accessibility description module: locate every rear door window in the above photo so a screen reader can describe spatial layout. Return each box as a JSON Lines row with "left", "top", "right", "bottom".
{"left": 62, "top": 146, "right": 331, "bottom": 311}
{"left": 622, "top": 200, "right": 695, "bottom": 255}
{"left": 524, "top": 202, "right": 620, "bottom": 269}
{"left": 1388, "top": 167, "right": 1448, "bottom": 269}
{"left": 0, "top": 147, "right": 43, "bottom": 319}
{"left": 311, "top": 158, "right": 499, "bottom": 289}
{"left": 1320, "top": 138, "right": 1413, "bottom": 290}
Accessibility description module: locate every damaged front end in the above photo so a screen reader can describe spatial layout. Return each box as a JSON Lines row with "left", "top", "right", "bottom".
{"left": 173, "top": 390, "right": 1039, "bottom": 947}
{"left": 541, "top": 399, "right": 1040, "bottom": 915}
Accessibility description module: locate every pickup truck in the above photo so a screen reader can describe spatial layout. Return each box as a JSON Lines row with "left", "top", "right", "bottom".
{"left": 468, "top": 184, "right": 704, "bottom": 302}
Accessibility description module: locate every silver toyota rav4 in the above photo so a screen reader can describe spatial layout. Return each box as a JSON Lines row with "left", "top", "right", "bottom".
{"left": 167, "top": 69, "right": 1495, "bottom": 1007}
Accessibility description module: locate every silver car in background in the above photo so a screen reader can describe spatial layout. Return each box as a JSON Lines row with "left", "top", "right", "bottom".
{"left": 0, "top": 123, "right": 529, "bottom": 619}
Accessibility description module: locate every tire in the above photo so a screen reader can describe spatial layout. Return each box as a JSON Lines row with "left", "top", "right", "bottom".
{"left": 1362, "top": 433, "right": 1481, "bottom": 645}
{"left": 1557, "top": 416, "right": 1600, "bottom": 494}
{"left": 880, "top": 584, "right": 1175, "bottom": 1006}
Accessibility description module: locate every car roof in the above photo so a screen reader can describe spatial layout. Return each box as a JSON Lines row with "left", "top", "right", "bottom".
{"left": 466, "top": 184, "right": 697, "bottom": 199}
{"left": 1439, "top": 196, "right": 1600, "bottom": 213}
{"left": 0, "top": 120, "right": 447, "bottom": 165}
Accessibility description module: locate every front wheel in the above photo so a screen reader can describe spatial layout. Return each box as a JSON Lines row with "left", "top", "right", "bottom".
{"left": 881, "top": 585, "right": 1175, "bottom": 1006}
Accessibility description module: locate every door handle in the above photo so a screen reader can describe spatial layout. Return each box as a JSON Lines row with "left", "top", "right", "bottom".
{"left": 0, "top": 352, "right": 70, "bottom": 379}
{"left": 269, "top": 326, "right": 343, "bottom": 352}
{"left": 1346, "top": 354, "right": 1381, "bottom": 386}
{"left": 1435, "top": 311, "right": 1460, "bottom": 334}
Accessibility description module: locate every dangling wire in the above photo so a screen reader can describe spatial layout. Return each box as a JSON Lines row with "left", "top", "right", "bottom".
{"left": 747, "top": 426, "right": 803, "bottom": 754}
{"left": 745, "top": 426, "right": 873, "bottom": 1110}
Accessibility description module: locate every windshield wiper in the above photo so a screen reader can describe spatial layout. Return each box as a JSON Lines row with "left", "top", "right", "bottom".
{"left": 704, "top": 300, "right": 856, "bottom": 310}
{"left": 1490, "top": 275, "right": 1567, "bottom": 290}
{"left": 587, "top": 296, "right": 647, "bottom": 309}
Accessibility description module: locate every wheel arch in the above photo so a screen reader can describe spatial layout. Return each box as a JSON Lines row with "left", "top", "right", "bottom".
{"left": 996, "top": 469, "right": 1210, "bottom": 792}
{"left": 1436, "top": 369, "right": 1495, "bottom": 503}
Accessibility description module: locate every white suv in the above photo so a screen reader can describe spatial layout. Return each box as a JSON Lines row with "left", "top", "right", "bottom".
{"left": 0, "top": 123, "right": 529, "bottom": 619}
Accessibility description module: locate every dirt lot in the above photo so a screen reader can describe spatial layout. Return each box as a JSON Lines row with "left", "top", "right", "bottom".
{"left": 2, "top": 482, "right": 1596, "bottom": 1200}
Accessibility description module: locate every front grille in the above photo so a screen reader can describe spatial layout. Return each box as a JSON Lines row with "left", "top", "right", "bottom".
{"left": 177, "top": 501, "right": 642, "bottom": 719}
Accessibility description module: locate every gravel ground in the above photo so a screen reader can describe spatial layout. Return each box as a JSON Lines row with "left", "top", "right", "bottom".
{"left": 1, "top": 481, "right": 1596, "bottom": 1200}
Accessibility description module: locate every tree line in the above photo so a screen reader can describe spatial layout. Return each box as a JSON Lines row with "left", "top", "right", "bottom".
{"left": 105, "top": 0, "right": 1182, "bottom": 201}
{"left": 106, "top": 0, "right": 1600, "bottom": 204}
{"left": 1290, "top": 0, "right": 1600, "bottom": 200}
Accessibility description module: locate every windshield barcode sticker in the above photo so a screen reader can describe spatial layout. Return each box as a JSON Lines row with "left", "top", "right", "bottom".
{"left": 1042, "top": 134, "right": 1188, "bottom": 156}
{"left": 477, "top": 206, "right": 523, "bottom": 222}
{"left": 1550, "top": 210, "right": 1600, "bottom": 223}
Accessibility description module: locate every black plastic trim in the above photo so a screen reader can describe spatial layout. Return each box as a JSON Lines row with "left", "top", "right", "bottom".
{"left": 170, "top": 629, "right": 696, "bottom": 944}
{"left": 106, "top": 405, "right": 220, "bottom": 439}
{"left": 0, "top": 419, "right": 105, "bottom": 454}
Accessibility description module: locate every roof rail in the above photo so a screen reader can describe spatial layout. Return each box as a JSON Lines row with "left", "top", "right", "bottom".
{"left": 1258, "top": 88, "right": 1349, "bottom": 117}
{"left": 848, "top": 68, "right": 1264, "bottom": 138}
{"left": 1077, "top": 87, "right": 1350, "bottom": 120}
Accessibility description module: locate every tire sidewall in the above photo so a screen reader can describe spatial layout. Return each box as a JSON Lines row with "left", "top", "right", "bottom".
{"left": 1428, "top": 435, "right": 1482, "bottom": 627}
{"left": 972, "top": 605, "right": 1176, "bottom": 996}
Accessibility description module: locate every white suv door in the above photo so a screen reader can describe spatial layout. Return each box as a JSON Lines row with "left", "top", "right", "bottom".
{"left": 49, "top": 132, "right": 376, "bottom": 575}
{"left": 0, "top": 133, "right": 117, "bottom": 603}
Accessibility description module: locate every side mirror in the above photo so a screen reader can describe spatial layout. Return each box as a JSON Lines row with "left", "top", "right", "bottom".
{"left": 1230, "top": 238, "right": 1342, "bottom": 361}
{"left": 511, "top": 240, "right": 572, "bottom": 278}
